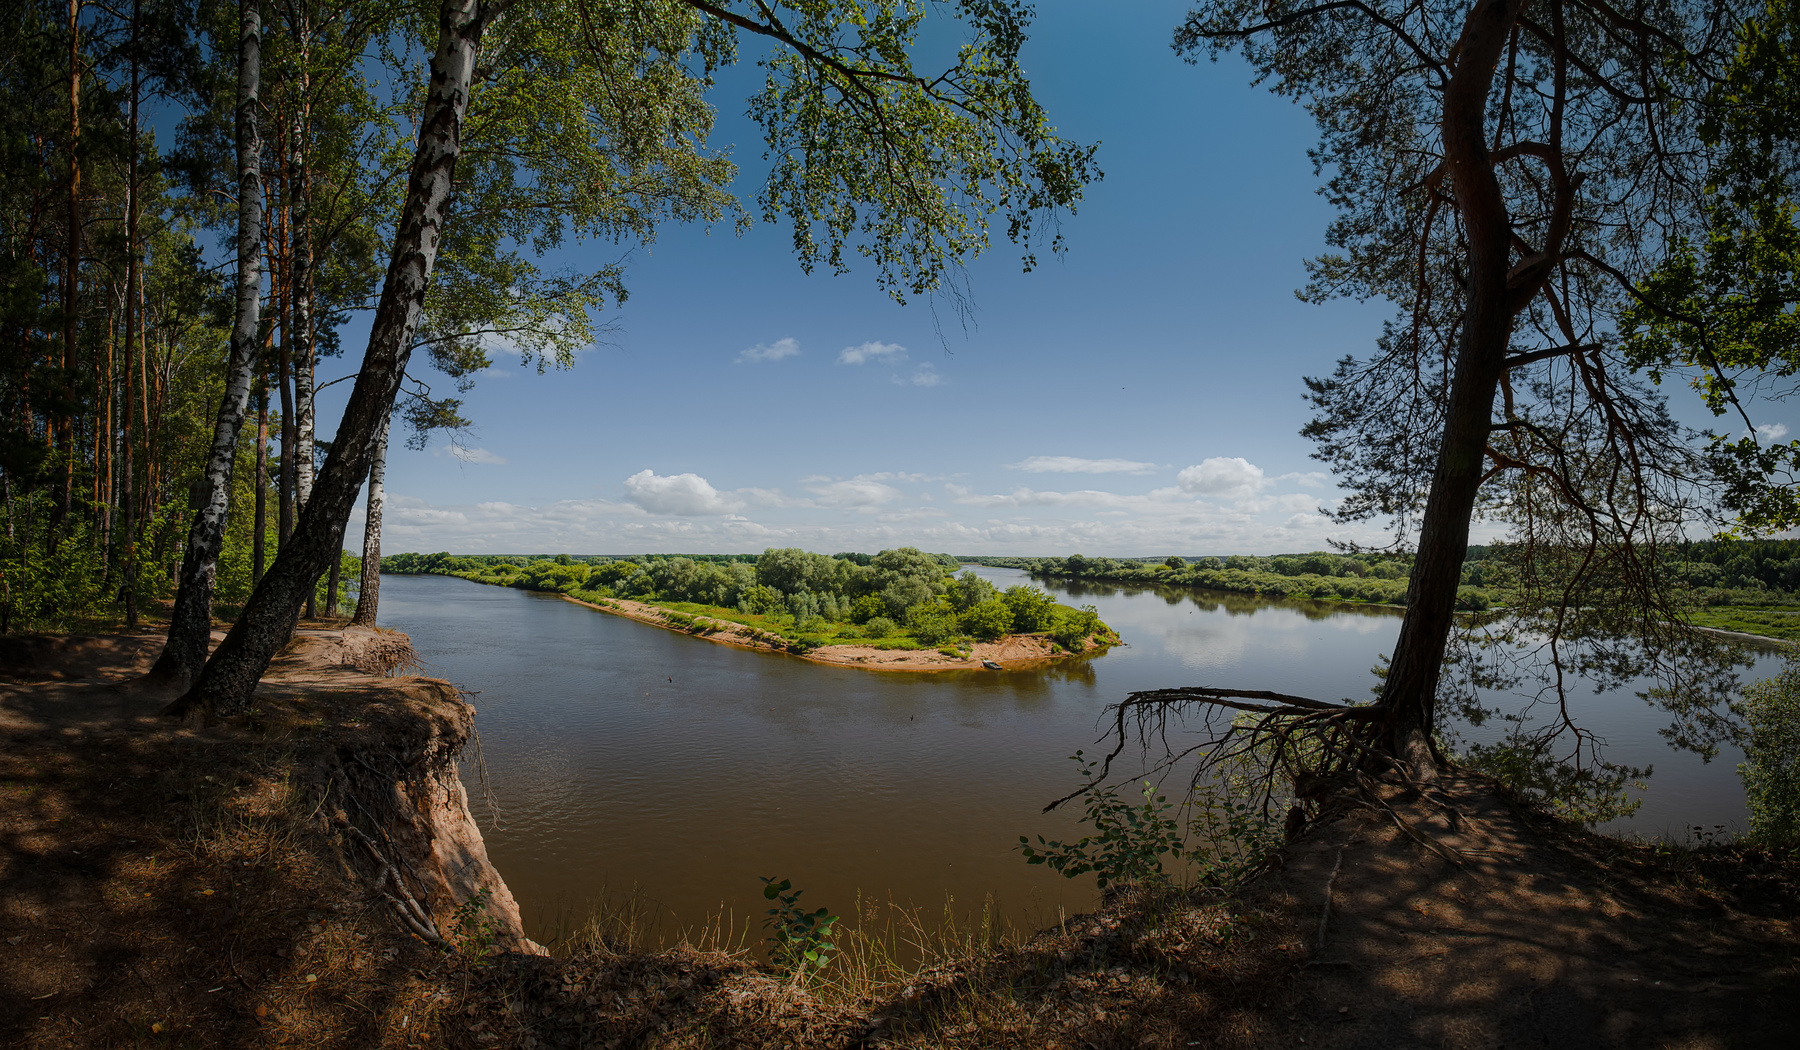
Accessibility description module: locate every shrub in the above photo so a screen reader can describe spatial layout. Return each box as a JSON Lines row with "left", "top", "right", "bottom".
{"left": 1050, "top": 604, "right": 1102, "bottom": 650}
{"left": 849, "top": 594, "right": 888, "bottom": 624}
{"left": 960, "top": 597, "right": 1014, "bottom": 640}
{"left": 1002, "top": 585, "right": 1057, "bottom": 632}
{"left": 1741, "top": 658, "right": 1800, "bottom": 846}
{"left": 907, "top": 601, "right": 963, "bottom": 646}
{"left": 861, "top": 616, "right": 896, "bottom": 639}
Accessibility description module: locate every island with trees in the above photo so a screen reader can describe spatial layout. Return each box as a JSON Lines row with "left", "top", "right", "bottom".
{"left": 382, "top": 547, "right": 1118, "bottom": 670}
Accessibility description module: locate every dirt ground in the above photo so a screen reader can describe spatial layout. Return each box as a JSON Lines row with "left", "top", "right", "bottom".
{"left": 2, "top": 629, "right": 1795, "bottom": 1049}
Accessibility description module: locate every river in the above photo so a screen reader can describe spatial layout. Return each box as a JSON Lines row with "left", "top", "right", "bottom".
{"left": 377, "top": 565, "right": 1777, "bottom": 947}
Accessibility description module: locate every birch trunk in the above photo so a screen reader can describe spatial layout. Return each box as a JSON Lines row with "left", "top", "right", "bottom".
{"left": 172, "top": 0, "right": 496, "bottom": 717}
{"left": 148, "top": 0, "right": 263, "bottom": 686}
{"left": 350, "top": 410, "right": 388, "bottom": 627}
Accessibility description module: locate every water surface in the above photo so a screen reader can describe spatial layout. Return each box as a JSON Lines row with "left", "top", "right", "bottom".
{"left": 378, "top": 566, "right": 1772, "bottom": 944}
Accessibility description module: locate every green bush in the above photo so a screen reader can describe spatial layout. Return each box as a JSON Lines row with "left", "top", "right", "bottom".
{"left": 906, "top": 601, "right": 963, "bottom": 646}
{"left": 1741, "top": 658, "right": 1800, "bottom": 845}
{"left": 1002, "top": 585, "right": 1057, "bottom": 632}
{"left": 1050, "top": 604, "right": 1102, "bottom": 650}
{"left": 960, "top": 597, "right": 1014, "bottom": 640}
{"left": 861, "top": 615, "right": 896, "bottom": 639}
{"left": 1018, "top": 752, "right": 1184, "bottom": 889}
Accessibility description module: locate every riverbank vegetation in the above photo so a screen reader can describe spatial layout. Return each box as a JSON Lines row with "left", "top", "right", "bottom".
{"left": 383, "top": 548, "right": 1116, "bottom": 655}
{"left": 970, "top": 539, "right": 1800, "bottom": 642}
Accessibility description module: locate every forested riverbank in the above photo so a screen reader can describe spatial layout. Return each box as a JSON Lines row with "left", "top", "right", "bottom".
{"left": 970, "top": 540, "right": 1800, "bottom": 642}
{"left": 382, "top": 548, "right": 1119, "bottom": 663}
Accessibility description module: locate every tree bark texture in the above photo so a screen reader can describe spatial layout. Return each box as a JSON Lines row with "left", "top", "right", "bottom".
{"left": 55, "top": 0, "right": 82, "bottom": 533}
{"left": 148, "top": 0, "right": 263, "bottom": 686}
{"left": 1373, "top": 0, "right": 1524, "bottom": 775}
{"left": 172, "top": 0, "right": 492, "bottom": 716}
{"left": 350, "top": 410, "right": 388, "bottom": 627}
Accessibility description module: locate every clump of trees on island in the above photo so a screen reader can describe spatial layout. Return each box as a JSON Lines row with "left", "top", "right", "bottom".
{"left": 383, "top": 548, "right": 1110, "bottom": 654}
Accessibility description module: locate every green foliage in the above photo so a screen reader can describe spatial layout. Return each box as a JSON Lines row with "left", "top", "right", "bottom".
{"left": 946, "top": 569, "right": 998, "bottom": 612}
{"left": 1457, "top": 738, "right": 1646, "bottom": 826}
{"left": 1184, "top": 782, "right": 1286, "bottom": 888}
{"left": 1740, "top": 656, "right": 1800, "bottom": 845}
{"left": 450, "top": 887, "right": 498, "bottom": 960}
{"left": 905, "top": 600, "right": 964, "bottom": 646}
{"left": 861, "top": 615, "right": 896, "bottom": 639}
{"left": 759, "top": 877, "right": 838, "bottom": 975}
{"left": 959, "top": 596, "right": 1013, "bottom": 640}
{"left": 1048, "top": 603, "right": 1102, "bottom": 650}
{"left": 1002, "top": 584, "right": 1057, "bottom": 632}
{"left": 747, "top": 0, "right": 1098, "bottom": 304}
{"left": 1018, "top": 753, "right": 1183, "bottom": 889}
{"left": 1620, "top": 0, "right": 1800, "bottom": 533}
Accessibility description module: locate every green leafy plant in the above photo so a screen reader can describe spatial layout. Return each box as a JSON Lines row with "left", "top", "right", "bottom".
{"left": 450, "top": 887, "right": 498, "bottom": 959}
{"left": 1018, "top": 752, "right": 1184, "bottom": 889}
{"left": 1741, "top": 657, "right": 1800, "bottom": 845}
{"left": 759, "top": 877, "right": 838, "bottom": 975}
{"left": 1185, "top": 781, "right": 1285, "bottom": 887}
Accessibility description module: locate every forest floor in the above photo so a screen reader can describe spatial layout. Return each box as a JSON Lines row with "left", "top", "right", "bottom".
{"left": 1, "top": 628, "right": 1796, "bottom": 1048}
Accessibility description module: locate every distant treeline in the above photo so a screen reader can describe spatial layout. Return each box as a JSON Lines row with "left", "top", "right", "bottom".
{"left": 969, "top": 552, "right": 1487, "bottom": 610}
{"left": 383, "top": 549, "right": 1108, "bottom": 651}
{"left": 967, "top": 539, "right": 1800, "bottom": 612}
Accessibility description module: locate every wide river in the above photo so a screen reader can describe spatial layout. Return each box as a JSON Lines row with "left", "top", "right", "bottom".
{"left": 378, "top": 566, "right": 1778, "bottom": 946}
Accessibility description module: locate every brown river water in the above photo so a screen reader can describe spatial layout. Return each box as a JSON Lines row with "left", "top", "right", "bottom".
{"left": 378, "top": 565, "right": 1776, "bottom": 947}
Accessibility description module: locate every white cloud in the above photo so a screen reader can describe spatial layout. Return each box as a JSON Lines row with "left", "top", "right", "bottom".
{"left": 897, "top": 363, "right": 945, "bottom": 387}
{"left": 1176, "top": 457, "right": 1268, "bottom": 500}
{"left": 370, "top": 489, "right": 1396, "bottom": 557}
{"left": 623, "top": 469, "right": 745, "bottom": 515}
{"left": 1758, "top": 422, "right": 1790, "bottom": 441}
{"left": 1276, "top": 471, "right": 1332, "bottom": 488}
{"left": 838, "top": 341, "right": 908, "bottom": 365}
{"left": 447, "top": 446, "right": 507, "bottom": 465}
{"left": 1009, "top": 456, "right": 1158, "bottom": 475}
{"left": 807, "top": 476, "right": 905, "bottom": 508}
{"left": 737, "top": 337, "right": 801, "bottom": 364}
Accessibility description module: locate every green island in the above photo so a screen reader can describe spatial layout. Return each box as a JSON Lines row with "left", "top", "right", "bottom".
{"left": 971, "top": 539, "right": 1800, "bottom": 643}
{"left": 382, "top": 547, "right": 1118, "bottom": 666}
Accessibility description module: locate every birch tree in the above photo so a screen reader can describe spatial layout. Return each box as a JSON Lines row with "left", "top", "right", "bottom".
{"left": 148, "top": 0, "right": 262, "bottom": 685}
{"left": 170, "top": 0, "right": 1097, "bottom": 718}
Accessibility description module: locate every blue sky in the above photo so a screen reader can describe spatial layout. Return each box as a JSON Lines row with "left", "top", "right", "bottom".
{"left": 312, "top": 1, "right": 1788, "bottom": 557}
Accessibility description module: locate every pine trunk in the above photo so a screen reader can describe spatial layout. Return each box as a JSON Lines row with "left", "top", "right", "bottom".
{"left": 1372, "top": 0, "right": 1523, "bottom": 778}
{"left": 148, "top": 0, "right": 263, "bottom": 686}
{"left": 172, "top": 0, "right": 493, "bottom": 717}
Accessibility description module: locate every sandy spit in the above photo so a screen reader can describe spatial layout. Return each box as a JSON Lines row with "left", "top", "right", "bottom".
{"left": 558, "top": 594, "right": 1108, "bottom": 671}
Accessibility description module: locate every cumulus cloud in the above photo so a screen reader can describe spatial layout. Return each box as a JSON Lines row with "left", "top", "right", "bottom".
{"left": 1176, "top": 457, "right": 1268, "bottom": 500}
{"left": 368, "top": 489, "right": 1401, "bottom": 556}
{"left": 737, "top": 337, "right": 801, "bottom": 364}
{"left": 1758, "top": 422, "right": 1790, "bottom": 441}
{"left": 1009, "top": 456, "right": 1158, "bottom": 475}
{"left": 838, "top": 341, "right": 908, "bottom": 365}
{"left": 1276, "top": 470, "right": 1331, "bottom": 488}
{"left": 624, "top": 469, "right": 745, "bottom": 515}
{"left": 447, "top": 445, "right": 507, "bottom": 465}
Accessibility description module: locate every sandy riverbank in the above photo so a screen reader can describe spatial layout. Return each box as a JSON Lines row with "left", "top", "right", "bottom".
{"left": 559, "top": 594, "right": 1111, "bottom": 670}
